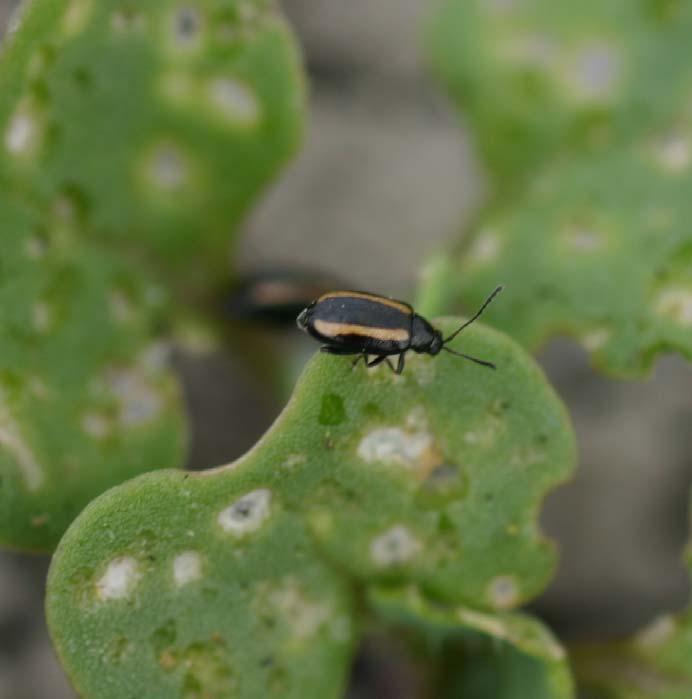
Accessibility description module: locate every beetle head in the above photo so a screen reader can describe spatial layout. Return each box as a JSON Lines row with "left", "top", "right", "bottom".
{"left": 428, "top": 330, "right": 444, "bottom": 356}
{"left": 296, "top": 305, "right": 310, "bottom": 330}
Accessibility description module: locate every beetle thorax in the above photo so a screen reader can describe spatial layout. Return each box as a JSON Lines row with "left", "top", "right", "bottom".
{"left": 410, "top": 315, "right": 442, "bottom": 354}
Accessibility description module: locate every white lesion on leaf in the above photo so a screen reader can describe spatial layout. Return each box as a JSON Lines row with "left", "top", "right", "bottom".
{"left": 173, "top": 551, "right": 202, "bottom": 587}
{"left": 357, "top": 409, "right": 443, "bottom": 481}
{"left": 0, "top": 388, "right": 44, "bottom": 492}
{"left": 207, "top": 77, "right": 261, "bottom": 127}
{"left": 654, "top": 286, "right": 692, "bottom": 326}
{"left": 95, "top": 556, "right": 142, "bottom": 601}
{"left": 4, "top": 99, "right": 44, "bottom": 158}
{"left": 370, "top": 525, "right": 422, "bottom": 567}
{"left": 218, "top": 489, "right": 272, "bottom": 536}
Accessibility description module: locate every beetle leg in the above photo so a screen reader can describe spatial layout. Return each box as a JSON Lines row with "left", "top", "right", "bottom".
{"left": 352, "top": 353, "right": 367, "bottom": 368}
{"left": 395, "top": 353, "right": 405, "bottom": 375}
{"left": 365, "top": 355, "right": 388, "bottom": 368}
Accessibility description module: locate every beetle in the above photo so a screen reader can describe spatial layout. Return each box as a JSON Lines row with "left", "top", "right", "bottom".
{"left": 296, "top": 285, "right": 503, "bottom": 374}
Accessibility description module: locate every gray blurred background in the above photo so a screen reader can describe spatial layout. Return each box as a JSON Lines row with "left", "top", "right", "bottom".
{"left": 1, "top": 2, "right": 691, "bottom": 697}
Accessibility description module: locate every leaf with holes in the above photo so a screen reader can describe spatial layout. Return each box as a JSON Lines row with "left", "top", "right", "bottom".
{"left": 0, "top": 0, "right": 305, "bottom": 291}
{"left": 0, "top": 194, "right": 185, "bottom": 551}
{"left": 47, "top": 319, "right": 575, "bottom": 697}
{"left": 426, "top": 0, "right": 692, "bottom": 195}
{"left": 370, "top": 586, "right": 574, "bottom": 699}
{"left": 420, "top": 1, "right": 692, "bottom": 376}
{"left": 418, "top": 141, "right": 692, "bottom": 377}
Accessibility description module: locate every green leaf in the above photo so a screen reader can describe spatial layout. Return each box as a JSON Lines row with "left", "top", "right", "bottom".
{"left": 0, "top": 0, "right": 307, "bottom": 549}
{"left": 419, "top": 142, "right": 692, "bottom": 377}
{"left": 47, "top": 320, "right": 576, "bottom": 697}
{"left": 0, "top": 0, "right": 305, "bottom": 290}
{"left": 420, "top": 1, "right": 692, "bottom": 376}
{"left": 370, "top": 585, "right": 574, "bottom": 699}
{"left": 0, "top": 194, "right": 185, "bottom": 551}
{"left": 426, "top": 0, "right": 692, "bottom": 196}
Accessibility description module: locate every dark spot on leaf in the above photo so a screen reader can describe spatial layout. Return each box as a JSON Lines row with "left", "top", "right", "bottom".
{"left": 72, "top": 67, "right": 93, "bottom": 92}
{"left": 105, "top": 636, "right": 130, "bottom": 665}
{"left": 151, "top": 619, "right": 177, "bottom": 654}
{"left": 362, "top": 401, "right": 382, "bottom": 419}
{"left": 319, "top": 393, "right": 346, "bottom": 426}
{"left": 417, "top": 463, "right": 468, "bottom": 508}
{"left": 175, "top": 7, "right": 201, "bottom": 41}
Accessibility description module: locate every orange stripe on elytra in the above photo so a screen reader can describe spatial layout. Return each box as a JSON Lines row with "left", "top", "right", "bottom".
{"left": 314, "top": 319, "right": 409, "bottom": 343}
{"left": 317, "top": 291, "right": 411, "bottom": 314}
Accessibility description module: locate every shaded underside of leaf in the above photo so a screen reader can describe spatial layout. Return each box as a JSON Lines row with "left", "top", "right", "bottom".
{"left": 369, "top": 585, "right": 574, "bottom": 699}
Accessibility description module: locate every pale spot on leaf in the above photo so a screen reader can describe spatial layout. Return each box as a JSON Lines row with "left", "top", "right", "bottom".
{"left": 0, "top": 389, "right": 44, "bottom": 491}
{"left": 488, "top": 575, "right": 519, "bottom": 609}
{"left": 62, "top": 0, "right": 93, "bottom": 37}
{"left": 208, "top": 78, "right": 260, "bottom": 126}
{"left": 82, "top": 413, "right": 111, "bottom": 439}
{"left": 562, "top": 41, "right": 621, "bottom": 103}
{"left": 654, "top": 287, "right": 692, "bottom": 326}
{"left": 5, "top": 103, "right": 41, "bottom": 157}
{"left": 654, "top": 131, "right": 691, "bottom": 173}
{"left": 173, "top": 551, "right": 202, "bottom": 587}
{"left": 581, "top": 328, "right": 611, "bottom": 351}
{"left": 105, "top": 367, "right": 163, "bottom": 426}
{"left": 218, "top": 489, "right": 271, "bottom": 536}
{"left": 96, "top": 557, "right": 141, "bottom": 601}
{"left": 258, "top": 578, "right": 332, "bottom": 640}
{"left": 371, "top": 525, "right": 421, "bottom": 567}
{"left": 147, "top": 144, "right": 190, "bottom": 191}
{"left": 563, "top": 225, "right": 602, "bottom": 251}
{"left": 32, "top": 302, "right": 51, "bottom": 333}
{"left": 170, "top": 6, "right": 203, "bottom": 50}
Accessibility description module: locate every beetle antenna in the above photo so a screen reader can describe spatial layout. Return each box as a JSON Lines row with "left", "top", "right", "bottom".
{"left": 443, "top": 285, "right": 503, "bottom": 344}
{"left": 442, "top": 346, "right": 496, "bottom": 369}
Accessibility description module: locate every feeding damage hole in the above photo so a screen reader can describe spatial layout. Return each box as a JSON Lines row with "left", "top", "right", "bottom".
{"left": 255, "top": 578, "right": 333, "bottom": 641}
{"left": 653, "top": 130, "right": 691, "bottom": 173}
{"left": 95, "top": 556, "right": 142, "bottom": 601}
{"left": 146, "top": 144, "right": 191, "bottom": 192}
{"left": 105, "top": 365, "right": 163, "bottom": 426}
{"left": 370, "top": 525, "right": 421, "bottom": 567}
{"left": 173, "top": 551, "right": 202, "bottom": 587}
{"left": 0, "top": 391, "right": 44, "bottom": 491}
{"left": 4, "top": 101, "right": 42, "bottom": 157}
{"left": 171, "top": 6, "right": 203, "bottom": 49}
{"left": 218, "top": 489, "right": 272, "bottom": 536}
{"left": 208, "top": 77, "right": 261, "bottom": 126}
{"left": 487, "top": 575, "right": 519, "bottom": 610}
{"left": 357, "top": 410, "right": 442, "bottom": 480}
{"left": 654, "top": 287, "right": 692, "bottom": 326}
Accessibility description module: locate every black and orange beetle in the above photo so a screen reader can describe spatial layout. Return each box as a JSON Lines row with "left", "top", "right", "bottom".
{"left": 296, "top": 286, "right": 503, "bottom": 374}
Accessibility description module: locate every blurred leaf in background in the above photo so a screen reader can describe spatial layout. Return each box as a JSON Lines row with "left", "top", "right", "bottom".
{"left": 0, "top": 0, "right": 306, "bottom": 551}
